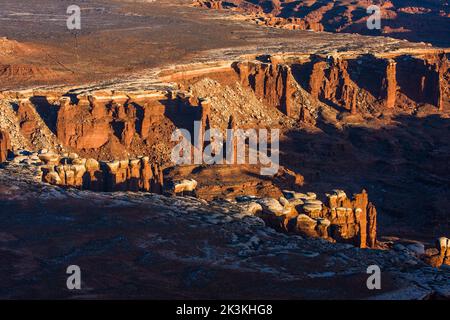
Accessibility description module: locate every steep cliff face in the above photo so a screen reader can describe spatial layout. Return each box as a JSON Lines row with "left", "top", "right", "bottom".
{"left": 304, "top": 53, "right": 447, "bottom": 114}
{"left": 396, "top": 53, "right": 449, "bottom": 111}
{"left": 2, "top": 51, "right": 447, "bottom": 163}
{"left": 231, "top": 52, "right": 448, "bottom": 118}
{"left": 0, "top": 130, "right": 11, "bottom": 162}
{"left": 234, "top": 60, "right": 297, "bottom": 116}
{"left": 52, "top": 91, "right": 211, "bottom": 161}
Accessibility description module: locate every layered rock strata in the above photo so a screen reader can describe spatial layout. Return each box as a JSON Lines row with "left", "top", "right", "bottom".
{"left": 40, "top": 154, "right": 164, "bottom": 193}
{"left": 193, "top": 0, "right": 450, "bottom": 46}
{"left": 1, "top": 51, "right": 447, "bottom": 162}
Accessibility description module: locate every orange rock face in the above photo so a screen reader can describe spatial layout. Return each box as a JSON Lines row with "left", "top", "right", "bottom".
{"left": 322, "top": 190, "right": 377, "bottom": 248}
{"left": 235, "top": 61, "right": 296, "bottom": 116}
{"left": 297, "top": 53, "right": 448, "bottom": 113}
{"left": 7, "top": 51, "right": 448, "bottom": 164}
{"left": 0, "top": 130, "right": 11, "bottom": 162}
{"left": 232, "top": 52, "right": 448, "bottom": 119}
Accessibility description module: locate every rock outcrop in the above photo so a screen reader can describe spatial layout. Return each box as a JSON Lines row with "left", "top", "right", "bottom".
{"left": 293, "top": 52, "right": 449, "bottom": 114}
{"left": 246, "top": 189, "right": 378, "bottom": 248}
{"left": 235, "top": 60, "right": 297, "bottom": 116}
{"left": 41, "top": 154, "right": 164, "bottom": 193}
{"left": 0, "top": 130, "right": 11, "bottom": 162}
{"left": 2, "top": 50, "right": 447, "bottom": 163}
{"left": 194, "top": 0, "right": 450, "bottom": 46}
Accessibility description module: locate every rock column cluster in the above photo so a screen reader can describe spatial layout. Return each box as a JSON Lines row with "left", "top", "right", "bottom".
{"left": 246, "top": 189, "right": 378, "bottom": 248}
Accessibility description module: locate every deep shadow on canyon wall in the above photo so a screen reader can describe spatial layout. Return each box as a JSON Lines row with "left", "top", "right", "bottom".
{"left": 281, "top": 113, "right": 450, "bottom": 239}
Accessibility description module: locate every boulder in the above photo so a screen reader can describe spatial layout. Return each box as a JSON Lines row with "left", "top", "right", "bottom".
{"left": 38, "top": 153, "right": 60, "bottom": 165}
{"left": 173, "top": 179, "right": 198, "bottom": 194}
{"left": 240, "top": 202, "right": 263, "bottom": 215}
{"left": 43, "top": 171, "right": 62, "bottom": 185}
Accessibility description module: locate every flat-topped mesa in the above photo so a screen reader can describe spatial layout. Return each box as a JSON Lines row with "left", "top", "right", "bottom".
{"left": 251, "top": 189, "right": 377, "bottom": 248}
{"left": 2, "top": 51, "right": 448, "bottom": 162}
{"left": 41, "top": 154, "right": 164, "bottom": 193}
{"left": 0, "top": 130, "right": 11, "bottom": 163}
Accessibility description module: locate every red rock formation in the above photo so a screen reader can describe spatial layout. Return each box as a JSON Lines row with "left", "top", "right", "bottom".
{"left": 293, "top": 53, "right": 448, "bottom": 114}
{"left": 16, "top": 101, "right": 40, "bottom": 140}
{"left": 6, "top": 52, "right": 449, "bottom": 164}
{"left": 56, "top": 97, "right": 112, "bottom": 150}
{"left": 307, "top": 56, "right": 358, "bottom": 113}
{"left": 384, "top": 60, "right": 397, "bottom": 109}
{"left": 195, "top": 0, "right": 450, "bottom": 46}
{"left": 319, "top": 190, "right": 377, "bottom": 248}
{"left": 426, "top": 237, "right": 450, "bottom": 268}
{"left": 367, "top": 202, "right": 377, "bottom": 248}
{"left": 396, "top": 53, "right": 449, "bottom": 111}
{"left": 235, "top": 61, "right": 296, "bottom": 116}
{"left": 0, "top": 130, "right": 11, "bottom": 162}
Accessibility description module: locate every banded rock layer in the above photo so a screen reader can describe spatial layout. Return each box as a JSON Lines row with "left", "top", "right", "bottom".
{"left": 1, "top": 51, "right": 448, "bottom": 161}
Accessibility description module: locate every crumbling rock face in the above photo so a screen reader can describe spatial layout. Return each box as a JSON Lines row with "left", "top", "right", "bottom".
{"left": 228, "top": 52, "right": 448, "bottom": 121}
{"left": 41, "top": 154, "right": 164, "bottom": 193}
{"left": 0, "top": 130, "right": 11, "bottom": 162}
{"left": 10, "top": 90, "right": 213, "bottom": 161}
{"left": 234, "top": 60, "right": 298, "bottom": 116}
{"left": 292, "top": 53, "right": 448, "bottom": 114}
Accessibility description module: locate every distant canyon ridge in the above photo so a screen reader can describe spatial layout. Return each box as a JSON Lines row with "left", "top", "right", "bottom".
{"left": 194, "top": 0, "right": 450, "bottom": 46}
